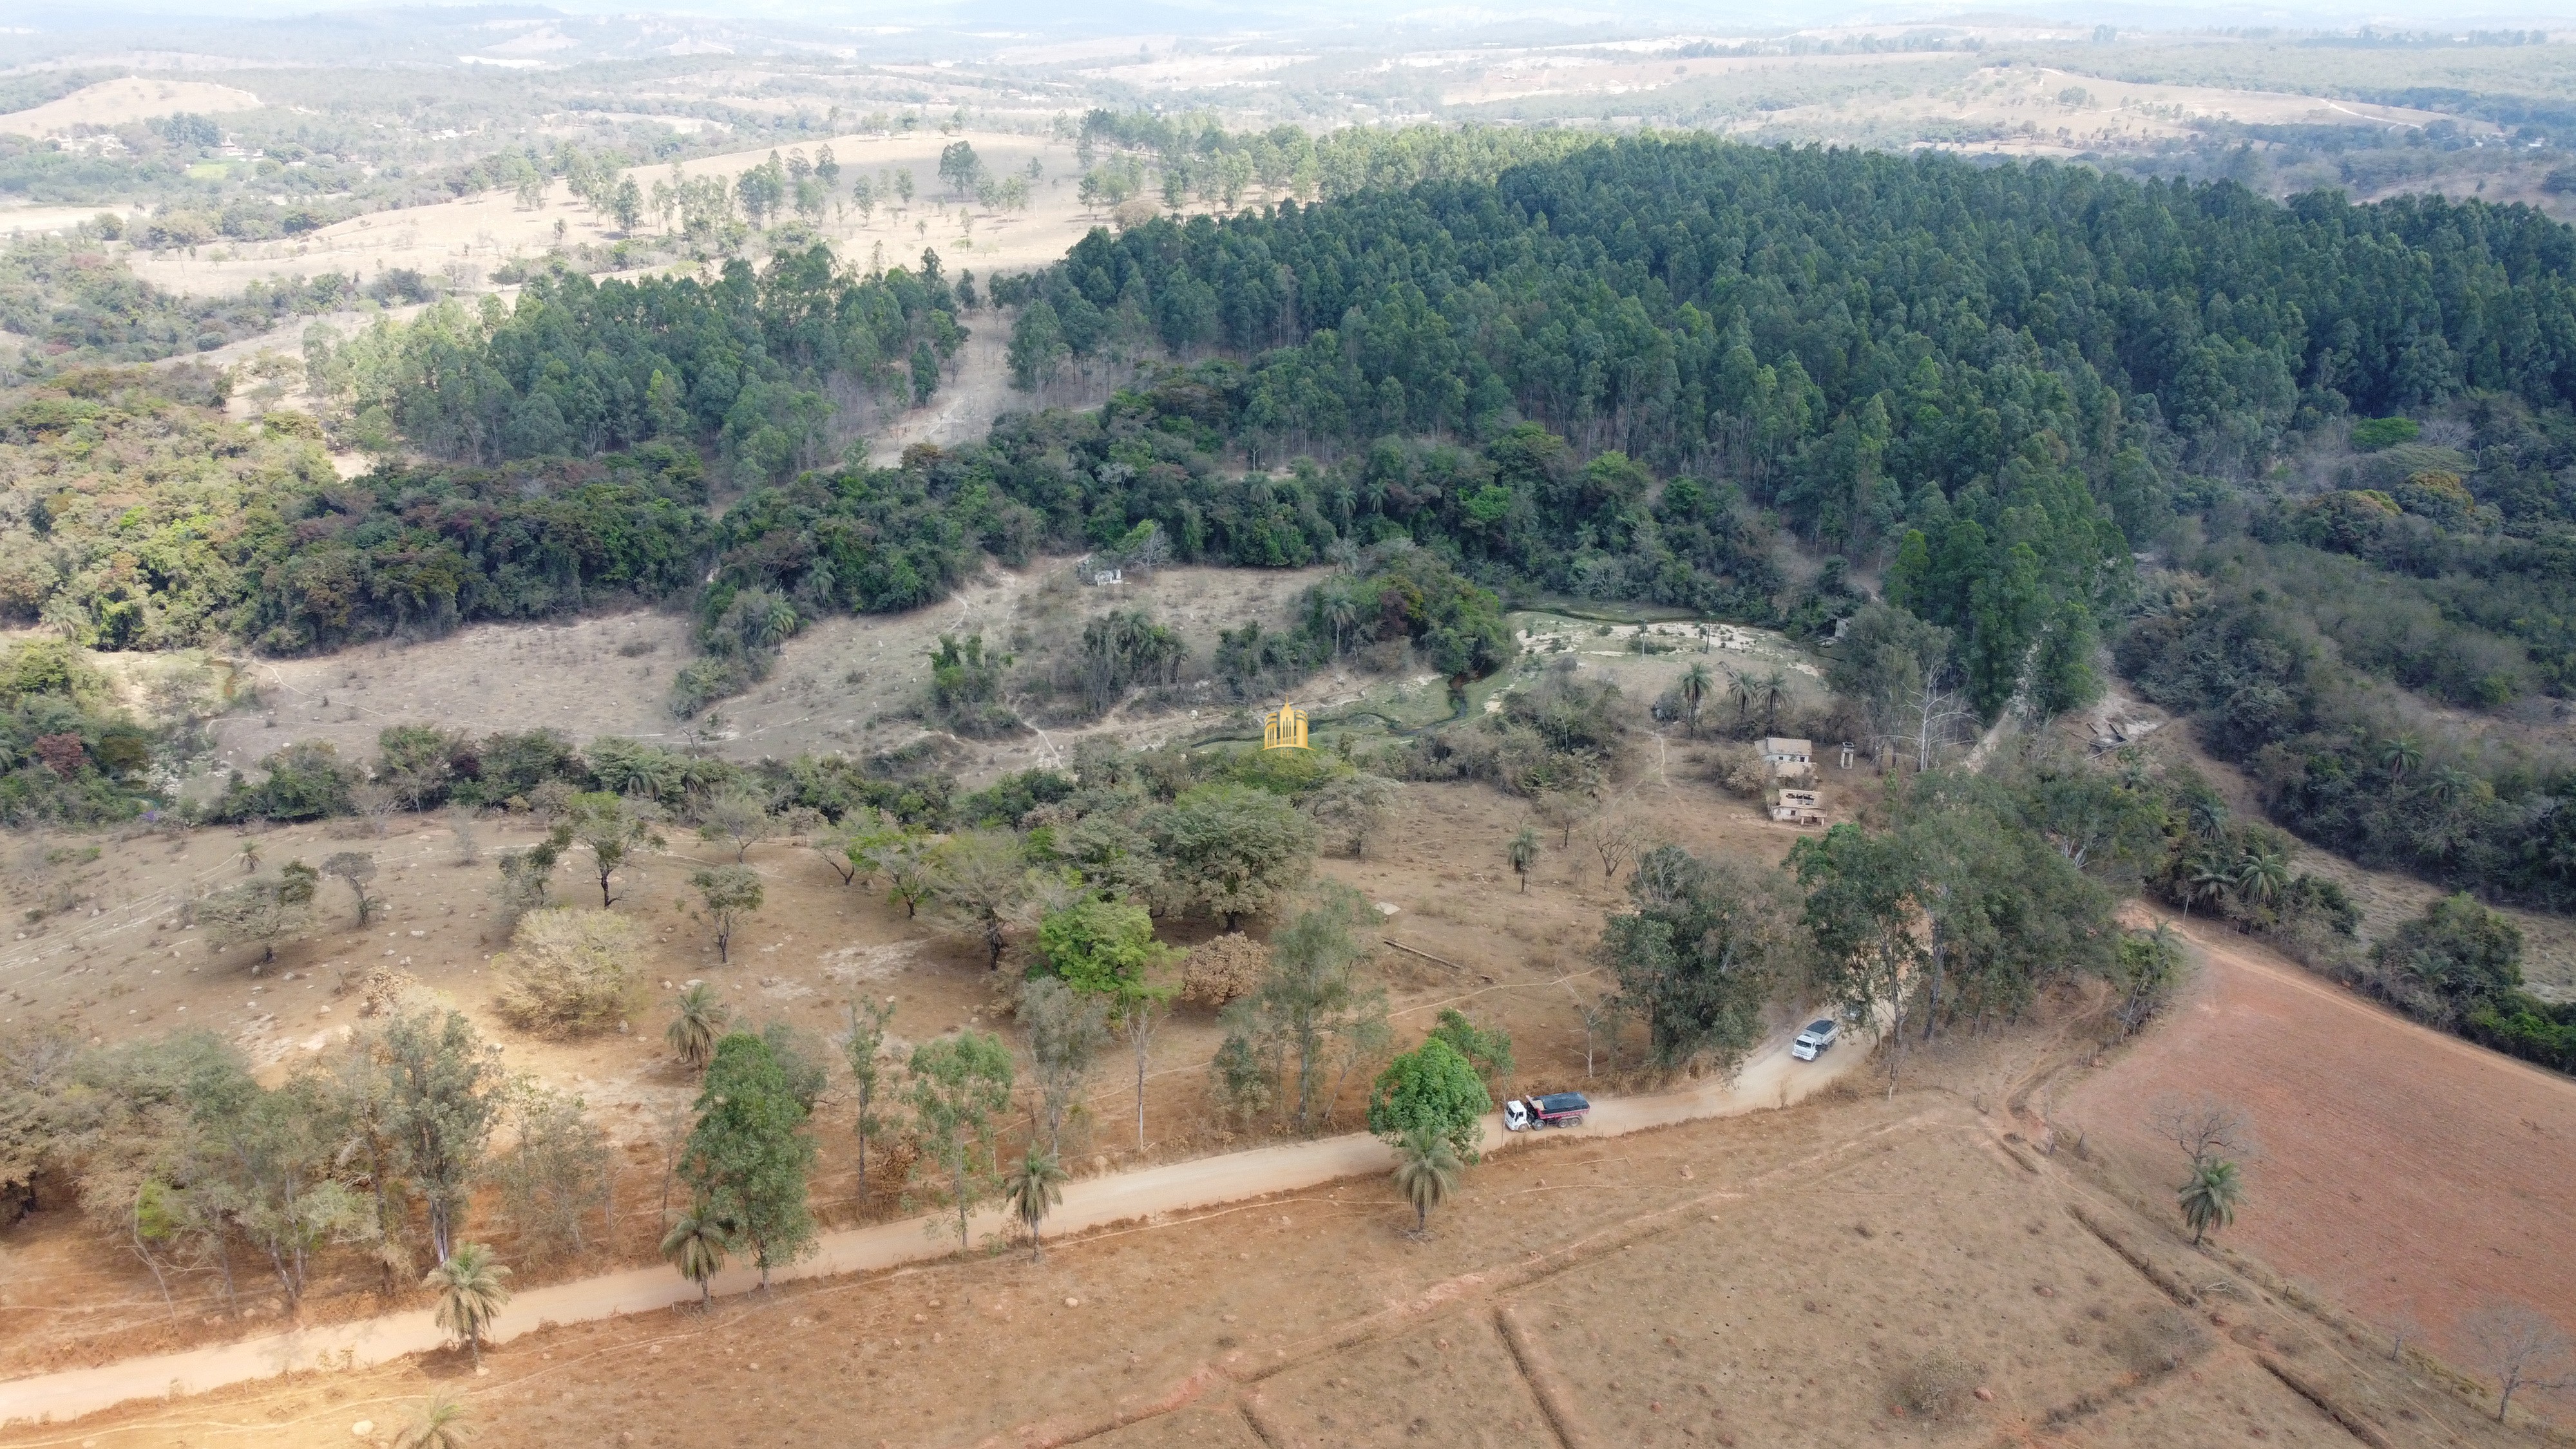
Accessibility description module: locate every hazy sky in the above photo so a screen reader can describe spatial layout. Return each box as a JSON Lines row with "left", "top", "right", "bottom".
{"left": 7, "top": 0, "right": 2572, "bottom": 35}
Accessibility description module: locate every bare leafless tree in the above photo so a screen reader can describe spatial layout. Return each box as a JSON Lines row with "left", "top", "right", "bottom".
{"left": 1902, "top": 664, "right": 1972, "bottom": 774}
{"left": 351, "top": 780, "right": 401, "bottom": 838}
{"left": 2149, "top": 1094, "right": 2258, "bottom": 1170}
{"left": 2463, "top": 1302, "right": 2576, "bottom": 1422}
{"left": 447, "top": 808, "right": 480, "bottom": 866}
{"left": 1589, "top": 809, "right": 1646, "bottom": 885}
{"left": 1575, "top": 994, "right": 1621, "bottom": 1079}
{"left": 1534, "top": 789, "right": 1587, "bottom": 853}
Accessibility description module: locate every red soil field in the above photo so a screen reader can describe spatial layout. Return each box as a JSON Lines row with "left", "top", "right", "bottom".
{"left": 2055, "top": 913, "right": 2576, "bottom": 1379}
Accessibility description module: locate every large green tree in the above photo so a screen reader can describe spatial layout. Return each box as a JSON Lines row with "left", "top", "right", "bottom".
{"left": 1038, "top": 898, "right": 1178, "bottom": 1149}
{"left": 1145, "top": 784, "right": 1315, "bottom": 929}
{"left": 679, "top": 1032, "right": 817, "bottom": 1287}
{"left": 902, "top": 1030, "right": 1015, "bottom": 1249}
{"left": 1599, "top": 846, "right": 1810, "bottom": 1072}
{"left": 1365, "top": 1037, "right": 1488, "bottom": 1163}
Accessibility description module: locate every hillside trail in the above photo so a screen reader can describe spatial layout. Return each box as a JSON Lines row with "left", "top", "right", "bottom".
{"left": 0, "top": 1016, "right": 1877, "bottom": 1426}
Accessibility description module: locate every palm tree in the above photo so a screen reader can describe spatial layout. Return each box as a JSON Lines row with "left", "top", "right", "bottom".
{"left": 2186, "top": 796, "right": 2230, "bottom": 842}
{"left": 1676, "top": 661, "right": 1713, "bottom": 737}
{"left": 2380, "top": 735, "right": 2423, "bottom": 781}
{"left": 1751, "top": 668, "right": 1789, "bottom": 735}
{"left": 660, "top": 1205, "right": 733, "bottom": 1306}
{"left": 1390, "top": 1124, "right": 1462, "bottom": 1235}
{"left": 2177, "top": 1159, "right": 2242, "bottom": 1246}
{"left": 1003, "top": 1147, "right": 1068, "bottom": 1262}
{"left": 397, "top": 1393, "right": 472, "bottom": 1449}
{"left": 2179, "top": 846, "right": 2235, "bottom": 918}
{"left": 2234, "top": 845, "right": 2290, "bottom": 909}
{"left": 665, "top": 983, "right": 729, "bottom": 1072}
{"left": 1505, "top": 827, "right": 1540, "bottom": 893}
{"left": 422, "top": 1242, "right": 510, "bottom": 1367}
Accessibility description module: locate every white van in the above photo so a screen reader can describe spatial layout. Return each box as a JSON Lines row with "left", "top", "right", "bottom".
{"left": 1790, "top": 1019, "right": 1840, "bottom": 1061}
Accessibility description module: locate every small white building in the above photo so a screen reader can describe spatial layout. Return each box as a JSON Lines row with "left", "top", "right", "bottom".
{"left": 1760, "top": 736, "right": 1815, "bottom": 783}
{"left": 1757, "top": 737, "right": 1813, "bottom": 765}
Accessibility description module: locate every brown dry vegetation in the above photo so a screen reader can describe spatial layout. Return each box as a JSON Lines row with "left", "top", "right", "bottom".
{"left": 201, "top": 560, "right": 1329, "bottom": 784}
{"left": 5, "top": 647, "right": 2574, "bottom": 1442}
{"left": 2053, "top": 911, "right": 2576, "bottom": 1392}
{"left": 0, "top": 767, "right": 1816, "bottom": 1383}
{"left": 126, "top": 128, "right": 1105, "bottom": 301}
{"left": 4, "top": 1049, "right": 2557, "bottom": 1448}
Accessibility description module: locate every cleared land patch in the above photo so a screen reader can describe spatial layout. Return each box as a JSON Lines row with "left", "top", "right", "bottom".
{"left": 2054, "top": 914, "right": 2576, "bottom": 1385}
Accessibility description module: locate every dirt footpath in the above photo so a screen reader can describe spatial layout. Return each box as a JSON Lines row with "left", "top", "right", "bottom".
{"left": 2052, "top": 913, "right": 2576, "bottom": 1381}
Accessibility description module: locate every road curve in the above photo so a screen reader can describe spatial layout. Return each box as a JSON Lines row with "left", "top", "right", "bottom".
{"left": 0, "top": 1019, "right": 1873, "bottom": 1426}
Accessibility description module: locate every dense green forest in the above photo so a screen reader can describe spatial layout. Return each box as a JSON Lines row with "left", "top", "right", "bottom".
{"left": 305, "top": 245, "right": 966, "bottom": 477}
{"left": 0, "top": 370, "right": 710, "bottom": 654}
{"left": 33, "top": 134, "right": 2576, "bottom": 938}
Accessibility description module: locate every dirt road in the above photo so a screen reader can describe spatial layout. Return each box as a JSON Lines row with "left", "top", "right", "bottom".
{"left": 0, "top": 1021, "right": 1873, "bottom": 1426}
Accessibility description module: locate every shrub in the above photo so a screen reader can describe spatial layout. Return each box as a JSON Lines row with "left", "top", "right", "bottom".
{"left": 1180, "top": 933, "right": 1269, "bottom": 1007}
{"left": 2347, "top": 415, "right": 2420, "bottom": 451}
{"left": 1894, "top": 1350, "right": 1980, "bottom": 1419}
{"left": 493, "top": 909, "right": 644, "bottom": 1035}
{"left": 2111, "top": 1305, "right": 2210, "bottom": 1376}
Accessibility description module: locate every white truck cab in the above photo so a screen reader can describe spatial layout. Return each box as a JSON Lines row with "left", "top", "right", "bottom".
{"left": 1790, "top": 1019, "right": 1840, "bottom": 1061}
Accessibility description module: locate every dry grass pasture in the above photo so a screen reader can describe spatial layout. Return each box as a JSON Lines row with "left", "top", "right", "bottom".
{"left": 131, "top": 128, "right": 1112, "bottom": 301}
{"left": 0, "top": 764, "right": 1826, "bottom": 1382}
{"left": 5, "top": 1080, "right": 2552, "bottom": 1448}
{"left": 2053, "top": 912, "right": 2576, "bottom": 1390}
{"left": 204, "top": 558, "right": 1331, "bottom": 778}
{"left": 0, "top": 79, "right": 263, "bottom": 138}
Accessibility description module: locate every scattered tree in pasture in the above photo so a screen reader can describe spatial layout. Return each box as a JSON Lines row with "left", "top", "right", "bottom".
{"left": 322, "top": 851, "right": 379, "bottom": 926}
{"left": 490, "top": 1083, "right": 615, "bottom": 1260}
{"left": 2150, "top": 1094, "right": 2257, "bottom": 1171}
{"left": 396, "top": 1392, "right": 472, "bottom": 1449}
{"left": 680, "top": 1032, "right": 817, "bottom": 1288}
{"left": 666, "top": 983, "right": 730, "bottom": 1073}
{"left": 1211, "top": 885, "right": 1389, "bottom": 1133}
{"left": 1424, "top": 1009, "right": 1513, "bottom": 1097}
{"left": 660, "top": 1203, "right": 734, "bottom": 1305}
{"left": 1304, "top": 773, "right": 1397, "bottom": 859}
{"left": 202, "top": 860, "right": 320, "bottom": 969}
{"left": 1146, "top": 783, "right": 1315, "bottom": 930}
{"left": 691, "top": 864, "right": 766, "bottom": 963}
{"left": 1600, "top": 846, "right": 1809, "bottom": 1073}
{"left": 2176, "top": 1157, "right": 2242, "bottom": 1245}
{"left": 903, "top": 1030, "right": 1015, "bottom": 1249}
{"left": 1675, "top": 661, "right": 1714, "bottom": 737}
{"left": 1003, "top": 1146, "right": 1067, "bottom": 1262}
{"left": 564, "top": 791, "right": 663, "bottom": 908}
{"left": 1040, "top": 898, "right": 1178, "bottom": 1149}
{"left": 423, "top": 1241, "right": 510, "bottom": 1366}
{"left": 1366, "top": 1036, "right": 1488, "bottom": 1162}
{"left": 383, "top": 1004, "right": 500, "bottom": 1265}
{"left": 924, "top": 830, "right": 1031, "bottom": 968}
{"left": 2461, "top": 1301, "right": 2576, "bottom": 1423}
{"left": 839, "top": 998, "right": 895, "bottom": 1198}
{"left": 696, "top": 786, "right": 773, "bottom": 862}
{"left": 491, "top": 822, "right": 571, "bottom": 926}
{"left": 1018, "top": 975, "right": 1109, "bottom": 1158}
{"left": 1389, "top": 1124, "right": 1462, "bottom": 1235}
{"left": 1505, "top": 826, "right": 1540, "bottom": 892}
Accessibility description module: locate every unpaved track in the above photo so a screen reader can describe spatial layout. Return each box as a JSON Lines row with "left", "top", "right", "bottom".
{"left": 0, "top": 1023, "right": 1873, "bottom": 1426}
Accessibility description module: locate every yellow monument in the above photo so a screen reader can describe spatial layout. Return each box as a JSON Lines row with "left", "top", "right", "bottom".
{"left": 1262, "top": 698, "right": 1310, "bottom": 750}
